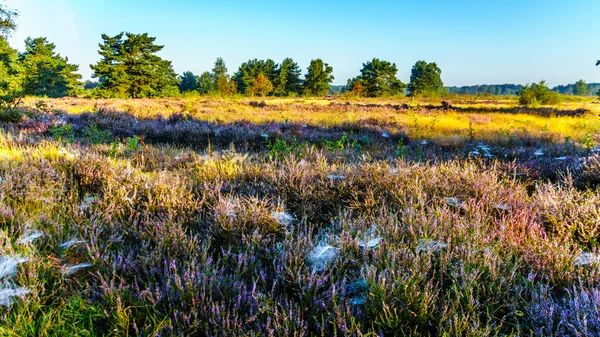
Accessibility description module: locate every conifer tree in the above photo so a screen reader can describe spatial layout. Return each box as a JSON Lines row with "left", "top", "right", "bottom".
{"left": 179, "top": 71, "right": 199, "bottom": 93}
{"left": 90, "top": 32, "right": 179, "bottom": 98}
{"left": 357, "top": 58, "right": 405, "bottom": 97}
{"left": 303, "top": 59, "right": 334, "bottom": 96}
{"left": 408, "top": 60, "right": 443, "bottom": 96}
{"left": 274, "top": 57, "right": 302, "bottom": 96}
{"left": 197, "top": 71, "right": 214, "bottom": 95}
{"left": 21, "top": 37, "right": 81, "bottom": 97}
{"left": 233, "top": 59, "right": 277, "bottom": 95}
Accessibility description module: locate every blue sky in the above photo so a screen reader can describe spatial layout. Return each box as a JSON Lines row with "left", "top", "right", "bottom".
{"left": 5, "top": 0, "right": 600, "bottom": 86}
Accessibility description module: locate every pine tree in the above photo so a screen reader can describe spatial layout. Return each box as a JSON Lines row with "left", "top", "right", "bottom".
{"left": 233, "top": 59, "right": 277, "bottom": 95}
{"left": 21, "top": 37, "right": 82, "bottom": 97}
{"left": 408, "top": 61, "right": 443, "bottom": 97}
{"left": 212, "top": 57, "right": 228, "bottom": 94}
{"left": 358, "top": 58, "right": 405, "bottom": 97}
{"left": 197, "top": 71, "right": 214, "bottom": 95}
{"left": 179, "top": 71, "right": 199, "bottom": 93}
{"left": 303, "top": 59, "right": 334, "bottom": 96}
{"left": 274, "top": 57, "right": 302, "bottom": 96}
{"left": 0, "top": 4, "right": 17, "bottom": 38}
{"left": 90, "top": 32, "right": 179, "bottom": 98}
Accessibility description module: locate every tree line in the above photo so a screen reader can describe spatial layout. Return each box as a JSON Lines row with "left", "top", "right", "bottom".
{"left": 0, "top": 4, "right": 443, "bottom": 99}
{"left": 447, "top": 81, "right": 600, "bottom": 97}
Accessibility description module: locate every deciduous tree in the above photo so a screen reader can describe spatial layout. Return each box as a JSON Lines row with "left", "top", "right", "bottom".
{"left": 250, "top": 73, "right": 273, "bottom": 97}
{"left": 0, "top": 36, "right": 22, "bottom": 95}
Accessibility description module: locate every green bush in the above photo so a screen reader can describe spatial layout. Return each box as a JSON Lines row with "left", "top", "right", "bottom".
{"left": 519, "top": 80, "right": 562, "bottom": 106}
{"left": 0, "top": 92, "right": 23, "bottom": 123}
{"left": 50, "top": 124, "right": 75, "bottom": 143}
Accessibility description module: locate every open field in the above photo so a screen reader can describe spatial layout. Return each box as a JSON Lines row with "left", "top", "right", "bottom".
{"left": 1, "top": 96, "right": 600, "bottom": 335}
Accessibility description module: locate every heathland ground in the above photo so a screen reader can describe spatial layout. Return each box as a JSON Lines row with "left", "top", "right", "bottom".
{"left": 1, "top": 95, "right": 600, "bottom": 336}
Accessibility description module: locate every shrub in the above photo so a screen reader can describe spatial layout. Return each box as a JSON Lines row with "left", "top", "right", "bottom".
{"left": 0, "top": 92, "right": 23, "bottom": 123}
{"left": 519, "top": 80, "right": 562, "bottom": 105}
{"left": 50, "top": 124, "right": 75, "bottom": 143}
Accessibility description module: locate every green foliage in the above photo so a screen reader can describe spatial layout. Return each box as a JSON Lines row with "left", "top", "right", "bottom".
{"left": 303, "top": 59, "right": 334, "bottom": 96}
{"left": 126, "top": 135, "right": 141, "bottom": 151}
{"left": 274, "top": 57, "right": 302, "bottom": 96}
{"left": 197, "top": 71, "right": 214, "bottom": 95}
{"left": 583, "top": 133, "right": 595, "bottom": 152}
{"left": 233, "top": 59, "right": 277, "bottom": 95}
{"left": 0, "top": 4, "right": 17, "bottom": 38}
{"left": 408, "top": 60, "right": 444, "bottom": 97}
{"left": 519, "top": 80, "right": 562, "bottom": 105}
{"left": 324, "top": 132, "right": 360, "bottom": 152}
{"left": 50, "top": 124, "right": 75, "bottom": 143}
{"left": 396, "top": 138, "right": 407, "bottom": 158}
{"left": 83, "top": 124, "right": 112, "bottom": 145}
{"left": 447, "top": 84, "right": 523, "bottom": 96}
{"left": 574, "top": 79, "right": 588, "bottom": 96}
{"left": 354, "top": 58, "right": 406, "bottom": 97}
{"left": 0, "top": 91, "right": 22, "bottom": 122}
{"left": 250, "top": 73, "right": 273, "bottom": 97}
{"left": 267, "top": 137, "right": 303, "bottom": 160}
{"left": 0, "top": 37, "right": 23, "bottom": 95}
{"left": 20, "top": 37, "right": 82, "bottom": 97}
{"left": 35, "top": 99, "right": 50, "bottom": 113}
{"left": 179, "top": 71, "right": 200, "bottom": 93}
{"left": 83, "top": 80, "right": 98, "bottom": 90}
{"left": 90, "top": 32, "right": 179, "bottom": 98}
{"left": 212, "top": 57, "right": 236, "bottom": 95}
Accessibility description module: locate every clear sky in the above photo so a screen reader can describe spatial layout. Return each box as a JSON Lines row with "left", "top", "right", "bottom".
{"left": 5, "top": 0, "right": 600, "bottom": 86}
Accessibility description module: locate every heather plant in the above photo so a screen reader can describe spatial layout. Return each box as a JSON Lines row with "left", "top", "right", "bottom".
{"left": 0, "top": 96, "right": 599, "bottom": 335}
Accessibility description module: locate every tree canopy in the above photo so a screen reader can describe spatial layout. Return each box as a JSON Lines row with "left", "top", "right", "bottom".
{"left": 303, "top": 59, "right": 334, "bottom": 96}
{"left": 197, "top": 71, "right": 214, "bottom": 95}
{"left": 0, "top": 35, "right": 22, "bottom": 95}
{"left": 90, "top": 32, "right": 179, "bottom": 98}
{"left": 519, "top": 80, "right": 561, "bottom": 105}
{"left": 179, "top": 71, "right": 199, "bottom": 93}
{"left": 211, "top": 57, "right": 236, "bottom": 95}
{"left": 574, "top": 79, "right": 588, "bottom": 96}
{"left": 408, "top": 61, "right": 443, "bottom": 96}
{"left": 273, "top": 58, "right": 302, "bottom": 96}
{"left": 351, "top": 58, "right": 405, "bottom": 97}
{"left": 250, "top": 73, "right": 273, "bottom": 97}
{"left": 0, "top": 4, "right": 17, "bottom": 38}
{"left": 233, "top": 59, "right": 277, "bottom": 95}
{"left": 20, "top": 37, "right": 81, "bottom": 97}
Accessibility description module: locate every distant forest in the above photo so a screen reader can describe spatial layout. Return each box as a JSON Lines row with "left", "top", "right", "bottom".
{"left": 444, "top": 83, "right": 600, "bottom": 96}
